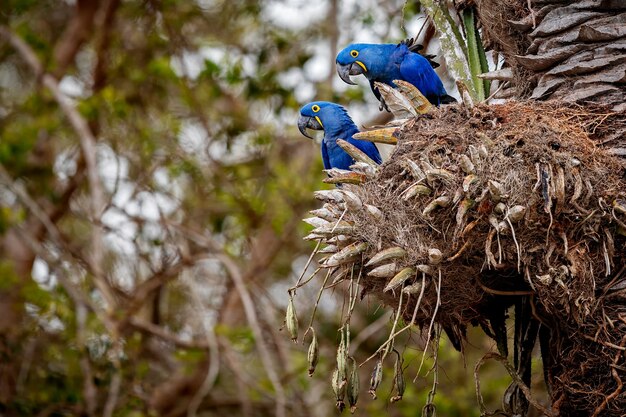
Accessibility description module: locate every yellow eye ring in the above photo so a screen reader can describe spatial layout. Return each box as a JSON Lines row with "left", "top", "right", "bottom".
{"left": 312, "top": 105, "right": 320, "bottom": 112}
{"left": 350, "top": 50, "right": 359, "bottom": 58}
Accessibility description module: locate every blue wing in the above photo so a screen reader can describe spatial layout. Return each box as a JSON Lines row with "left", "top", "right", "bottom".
{"left": 369, "top": 79, "right": 382, "bottom": 103}
{"left": 347, "top": 137, "right": 382, "bottom": 165}
{"left": 399, "top": 52, "right": 447, "bottom": 105}
{"left": 321, "top": 141, "right": 331, "bottom": 170}
{"left": 324, "top": 137, "right": 381, "bottom": 171}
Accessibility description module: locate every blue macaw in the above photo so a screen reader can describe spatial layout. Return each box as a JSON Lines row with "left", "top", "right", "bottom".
{"left": 297, "top": 101, "right": 382, "bottom": 171}
{"left": 336, "top": 39, "right": 456, "bottom": 108}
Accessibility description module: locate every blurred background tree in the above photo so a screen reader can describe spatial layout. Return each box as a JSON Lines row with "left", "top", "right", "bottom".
{"left": 0, "top": 1, "right": 514, "bottom": 416}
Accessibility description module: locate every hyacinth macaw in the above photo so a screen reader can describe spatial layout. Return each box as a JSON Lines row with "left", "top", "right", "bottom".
{"left": 336, "top": 39, "right": 456, "bottom": 108}
{"left": 297, "top": 101, "right": 382, "bottom": 171}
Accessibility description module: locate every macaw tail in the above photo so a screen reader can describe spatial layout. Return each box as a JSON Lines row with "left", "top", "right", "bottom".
{"left": 400, "top": 37, "right": 440, "bottom": 69}
{"left": 440, "top": 94, "right": 457, "bottom": 104}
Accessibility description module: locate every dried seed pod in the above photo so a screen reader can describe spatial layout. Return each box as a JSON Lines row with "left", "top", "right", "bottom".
{"left": 368, "top": 263, "right": 397, "bottom": 278}
{"left": 497, "top": 221, "right": 510, "bottom": 234}
{"left": 468, "top": 145, "right": 481, "bottom": 167}
{"left": 494, "top": 202, "right": 506, "bottom": 215}
{"left": 314, "top": 221, "right": 356, "bottom": 236}
{"left": 478, "top": 67, "right": 513, "bottom": 81}
{"left": 365, "top": 204, "right": 383, "bottom": 220}
{"left": 422, "top": 196, "right": 451, "bottom": 217}
{"left": 303, "top": 233, "right": 325, "bottom": 241}
{"left": 428, "top": 248, "right": 443, "bottom": 265}
{"left": 571, "top": 168, "right": 583, "bottom": 204}
{"left": 453, "top": 187, "right": 464, "bottom": 205}
{"left": 488, "top": 180, "right": 505, "bottom": 201}
{"left": 334, "top": 224, "right": 359, "bottom": 236}
{"left": 478, "top": 144, "right": 489, "bottom": 160}
{"left": 614, "top": 199, "right": 626, "bottom": 215}
{"left": 420, "top": 159, "right": 435, "bottom": 173}
{"left": 324, "top": 171, "right": 366, "bottom": 185}
{"left": 415, "top": 264, "right": 434, "bottom": 275}
{"left": 307, "top": 327, "right": 319, "bottom": 377}
{"left": 488, "top": 214, "right": 499, "bottom": 229}
{"left": 309, "top": 207, "right": 337, "bottom": 222}
{"left": 426, "top": 168, "right": 455, "bottom": 184}
{"left": 319, "top": 244, "right": 339, "bottom": 254}
{"left": 456, "top": 198, "right": 474, "bottom": 225}
{"left": 554, "top": 166, "right": 565, "bottom": 211}
{"left": 458, "top": 79, "right": 475, "bottom": 108}
{"left": 406, "top": 159, "right": 426, "bottom": 181}
{"left": 337, "top": 330, "right": 348, "bottom": 382}
{"left": 366, "top": 247, "right": 407, "bottom": 267}
{"left": 325, "top": 202, "right": 344, "bottom": 215}
{"left": 352, "top": 127, "right": 398, "bottom": 145}
{"left": 318, "top": 254, "right": 332, "bottom": 264}
{"left": 403, "top": 281, "right": 423, "bottom": 294}
{"left": 459, "top": 154, "right": 475, "bottom": 174}
{"left": 384, "top": 267, "right": 415, "bottom": 292}
{"left": 403, "top": 183, "right": 432, "bottom": 200}
{"left": 462, "top": 174, "right": 479, "bottom": 192}
{"left": 348, "top": 357, "right": 360, "bottom": 413}
{"left": 350, "top": 162, "right": 378, "bottom": 178}
{"left": 390, "top": 351, "right": 405, "bottom": 403}
{"left": 324, "top": 168, "right": 352, "bottom": 177}
{"left": 303, "top": 217, "right": 330, "bottom": 228}
{"left": 369, "top": 359, "right": 383, "bottom": 399}
{"left": 324, "top": 242, "right": 368, "bottom": 267}
{"left": 332, "top": 368, "right": 347, "bottom": 412}
{"left": 341, "top": 190, "right": 363, "bottom": 211}
{"left": 327, "top": 234, "right": 353, "bottom": 247}
{"left": 286, "top": 295, "right": 298, "bottom": 343}
{"left": 337, "top": 139, "right": 380, "bottom": 168}
{"left": 373, "top": 81, "right": 419, "bottom": 117}
{"left": 507, "top": 205, "right": 526, "bottom": 223}
{"left": 394, "top": 79, "right": 434, "bottom": 115}
{"left": 314, "top": 189, "right": 344, "bottom": 203}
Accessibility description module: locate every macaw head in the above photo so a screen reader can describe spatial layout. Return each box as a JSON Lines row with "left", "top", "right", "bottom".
{"left": 335, "top": 43, "right": 373, "bottom": 85}
{"left": 297, "top": 101, "right": 354, "bottom": 139}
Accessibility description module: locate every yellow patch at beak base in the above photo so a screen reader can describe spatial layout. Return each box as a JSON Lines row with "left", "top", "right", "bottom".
{"left": 355, "top": 60, "right": 367, "bottom": 72}
{"left": 315, "top": 116, "right": 323, "bottom": 127}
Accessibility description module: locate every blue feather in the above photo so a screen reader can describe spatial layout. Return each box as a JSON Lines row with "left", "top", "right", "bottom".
{"left": 299, "top": 101, "right": 381, "bottom": 171}
{"left": 336, "top": 42, "right": 455, "bottom": 107}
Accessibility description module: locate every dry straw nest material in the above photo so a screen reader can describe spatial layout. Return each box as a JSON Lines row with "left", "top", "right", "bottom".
{"left": 309, "top": 101, "right": 626, "bottom": 416}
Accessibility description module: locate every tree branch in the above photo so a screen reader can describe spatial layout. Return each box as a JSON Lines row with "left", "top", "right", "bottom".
{"left": 0, "top": 25, "right": 114, "bottom": 310}
{"left": 52, "top": 0, "right": 100, "bottom": 78}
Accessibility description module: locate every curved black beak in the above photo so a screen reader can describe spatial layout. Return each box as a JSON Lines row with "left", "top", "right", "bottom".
{"left": 298, "top": 115, "right": 323, "bottom": 139}
{"left": 336, "top": 62, "right": 358, "bottom": 85}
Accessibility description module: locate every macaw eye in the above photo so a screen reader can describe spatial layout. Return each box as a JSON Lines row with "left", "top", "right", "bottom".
{"left": 350, "top": 50, "right": 359, "bottom": 58}
{"left": 312, "top": 105, "right": 320, "bottom": 112}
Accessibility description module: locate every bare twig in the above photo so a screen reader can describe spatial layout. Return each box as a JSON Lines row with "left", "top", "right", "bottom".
{"left": 474, "top": 352, "right": 554, "bottom": 417}
{"left": 382, "top": 283, "right": 405, "bottom": 361}
{"left": 350, "top": 311, "right": 393, "bottom": 354}
{"left": 186, "top": 277, "right": 221, "bottom": 417}
{"left": 303, "top": 269, "right": 333, "bottom": 340}
{"left": 421, "top": 326, "right": 441, "bottom": 416}
{"left": 360, "top": 273, "right": 427, "bottom": 367}
{"left": 217, "top": 253, "right": 287, "bottom": 417}
{"left": 129, "top": 318, "right": 211, "bottom": 350}
{"left": 417, "top": 269, "right": 442, "bottom": 377}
